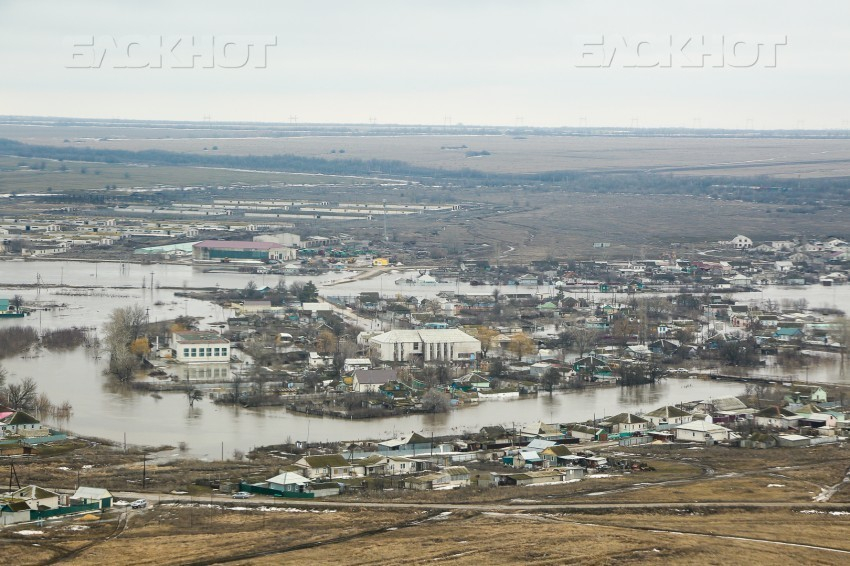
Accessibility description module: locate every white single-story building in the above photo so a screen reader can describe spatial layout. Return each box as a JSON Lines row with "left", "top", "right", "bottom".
{"left": 674, "top": 420, "right": 733, "bottom": 442}
{"left": 351, "top": 368, "right": 397, "bottom": 393}
{"left": 266, "top": 471, "right": 310, "bottom": 492}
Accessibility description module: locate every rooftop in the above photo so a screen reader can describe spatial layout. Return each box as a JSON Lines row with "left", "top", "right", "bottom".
{"left": 194, "top": 240, "right": 285, "bottom": 250}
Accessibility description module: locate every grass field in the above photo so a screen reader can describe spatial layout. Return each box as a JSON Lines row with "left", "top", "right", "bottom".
{"left": 0, "top": 156, "right": 388, "bottom": 194}
{"left": 5, "top": 123, "right": 850, "bottom": 178}
{"left": 378, "top": 191, "right": 850, "bottom": 261}
{"left": 8, "top": 505, "right": 850, "bottom": 565}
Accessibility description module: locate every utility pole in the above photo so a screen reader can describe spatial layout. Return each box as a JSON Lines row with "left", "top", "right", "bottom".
{"left": 382, "top": 199, "right": 388, "bottom": 242}
{"left": 142, "top": 453, "right": 146, "bottom": 489}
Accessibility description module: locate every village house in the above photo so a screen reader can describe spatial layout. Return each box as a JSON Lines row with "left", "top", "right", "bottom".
{"left": 351, "top": 368, "right": 397, "bottom": 393}
{"left": 405, "top": 466, "right": 471, "bottom": 491}
{"left": 643, "top": 405, "right": 693, "bottom": 428}
{"left": 674, "top": 420, "right": 734, "bottom": 442}
{"left": 5, "top": 485, "right": 60, "bottom": 511}
{"left": 521, "top": 422, "right": 566, "bottom": 442}
{"left": 730, "top": 235, "right": 753, "bottom": 249}
{"left": 266, "top": 471, "right": 311, "bottom": 492}
{"left": 541, "top": 444, "right": 573, "bottom": 465}
{"left": 773, "top": 327, "right": 805, "bottom": 342}
{"left": 377, "top": 432, "right": 432, "bottom": 454}
{"left": 568, "top": 425, "right": 607, "bottom": 442}
{"left": 602, "top": 413, "right": 649, "bottom": 435}
{"left": 754, "top": 406, "right": 801, "bottom": 430}
{"left": 350, "top": 455, "right": 388, "bottom": 477}
{"left": 0, "top": 409, "right": 48, "bottom": 439}
{"left": 70, "top": 486, "right": 114, "bottom": 509}
{"left": 785, "top": 387, "right": 829, "bottom": 405}
{"left": 293, "top": 454, "right": 352, "bottom": 479}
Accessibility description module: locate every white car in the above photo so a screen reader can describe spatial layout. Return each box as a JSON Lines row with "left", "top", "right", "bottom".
{"left": 130, "top": 498, "right": 147, "bottom": 509}
{"left": 232, "top": 491, "right": 252, "bottom": 499}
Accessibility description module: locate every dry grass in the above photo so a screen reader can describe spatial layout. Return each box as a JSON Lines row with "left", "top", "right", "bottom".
{"left": 11, "top": 506, "right": 850, "bottom": 565}
{"left": 0, "top": 155, "right": 375, "bottom": 194}
{"left": 8, "top": 126, "right": 850, "bottom": 177}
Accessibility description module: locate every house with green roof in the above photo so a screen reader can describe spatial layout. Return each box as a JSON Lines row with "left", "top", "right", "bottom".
{"left": 773, "top": 327, "right": 804, "bottom": 341}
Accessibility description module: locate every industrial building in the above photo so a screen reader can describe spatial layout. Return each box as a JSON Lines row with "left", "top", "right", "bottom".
{"left": 192, "top": 240, "right": 296, "bottom": 262}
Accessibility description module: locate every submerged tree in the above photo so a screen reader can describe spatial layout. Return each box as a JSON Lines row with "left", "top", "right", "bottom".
{"left": 542, "top": 367, "right": 561, "bottom": 394}
{"left": 187, "top": 389, "right": 204, "bottom": 407}
{"left": 104, "top": 305, "right": 148, "bottom": 381}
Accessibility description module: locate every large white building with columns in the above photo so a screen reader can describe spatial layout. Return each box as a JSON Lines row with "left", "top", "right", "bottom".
{"left": 368, "top": 329, "right": 480, "bottom": 364}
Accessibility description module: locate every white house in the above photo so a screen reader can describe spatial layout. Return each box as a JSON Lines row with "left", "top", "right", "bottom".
{"left": 368, "top": 329, "right": 481, "bottom": 363}
{"left": 754, "top": 407, "right": 800, "bottom": 429}
{"left": 730, "top": 235, "right": 753, "bottom": 249}
{"left": 674, "top": 420, "right": 733, "bottom": 442}
{"left": 351, "top": 368, "right": 397, "bottom": 393}
{"left": 293, "top": 454, "right": 352, "bottom": 479}
{"left": 343, "top": 358, "right": 373, "bottom": 373}
{"left": 71, "top": 486, "right": 114, "bottom": 509}
{"left": 172, "top": 331, "right": 230, "bottom": 363}
{"left": 603, "top": 413, "right": 649, "bottom": 434}
{"left": 5, "top": 485, "right": 60, "bottom": 511}
{"left": 644, "top": 406, "right": 693, "bottom": 427}
{"left": 266, "top": 471, "right": 310, "bottom": 492}
{"left": 0, "top": 410, "right": 48, "bottom": 438}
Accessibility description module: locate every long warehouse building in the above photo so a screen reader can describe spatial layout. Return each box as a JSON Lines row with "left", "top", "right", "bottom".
{"left": 192, "top": 240, "right": 296, "bottom": 262}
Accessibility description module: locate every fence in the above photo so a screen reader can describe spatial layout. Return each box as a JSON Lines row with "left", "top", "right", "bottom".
{"left": 30, "top": 502, "right": 99, "bottom": 520}
{"left": 810, "top": 436, "right": 839, "bottom": 446}
{"left": 619, "top": 436, "right": 653, "bottom": 447}
{"left": 238, "top": 482, "right": 314, "bottom": 498}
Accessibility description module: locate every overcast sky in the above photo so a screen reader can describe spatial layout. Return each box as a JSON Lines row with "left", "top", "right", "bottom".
{"left": 1, "top": 0, "right": 847, "bottom": 129}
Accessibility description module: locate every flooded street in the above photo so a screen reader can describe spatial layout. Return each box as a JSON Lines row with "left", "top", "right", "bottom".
{"left": 2, "top": 259, "right": 848, "bottom": 456}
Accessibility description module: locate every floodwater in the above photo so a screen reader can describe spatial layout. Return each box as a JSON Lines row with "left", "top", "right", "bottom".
{"left": 2, "top": 259, "right": 849, "bottom": 456}
{"left": 0, "top": 348, "right": 740, "bottom": 457}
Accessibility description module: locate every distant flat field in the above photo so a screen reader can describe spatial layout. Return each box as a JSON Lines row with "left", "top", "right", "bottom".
{"left": 4, "top": 123, "right": 850, "bottom": 178}
{"left": 0, "top": 156, "right": 381, "bottom": 194}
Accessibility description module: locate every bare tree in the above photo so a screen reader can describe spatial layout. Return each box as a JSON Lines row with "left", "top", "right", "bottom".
{"left": 542, "top": 367, "right": 561, "bottom": 393}
{"left": 421, "top": 389, "right": 451, "bottom": 413}
{"left": 571, "top": 328, "right": 599, "bottom": 358}
{"left": 4, "top": 377, "right": 38, "bottom": 411}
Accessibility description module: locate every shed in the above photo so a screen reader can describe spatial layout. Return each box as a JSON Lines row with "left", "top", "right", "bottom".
{"left": 71, "top": 486, "right": 113, "bottom": 509}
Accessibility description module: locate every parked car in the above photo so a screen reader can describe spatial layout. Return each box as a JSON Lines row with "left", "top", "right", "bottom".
{"left": 232, "top": 491, "right": 251, "bottom": 499}
{"left": 130, "top": 499, "right": 147, "bottom": 509}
